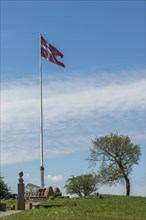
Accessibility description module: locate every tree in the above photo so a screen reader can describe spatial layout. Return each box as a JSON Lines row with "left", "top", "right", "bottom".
{"left": 64, "top": 174, "right": 98, "bottom": 197}
{"left": 25, "top": 183, "right": 40, "bottom": 193}
{"left": 0, "top": 176, "right": 11, "bottom": 199}
{"left": 88, "top": 133, "right": 141, "bottom": 196}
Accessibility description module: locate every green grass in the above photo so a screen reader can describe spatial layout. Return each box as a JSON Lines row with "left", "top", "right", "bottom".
{"left": 0, "top": 200, "right": 17, "bottom": 211}
{"left": 0, "top": 195, "right": 146, "bottom": 220}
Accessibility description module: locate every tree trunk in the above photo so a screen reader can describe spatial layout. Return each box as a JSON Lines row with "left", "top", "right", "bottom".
{"left": 77, "top": 191, "right": 82, "bottom": 197}
{"left": 125, "top": 177, "right": 130, "bottom": 196}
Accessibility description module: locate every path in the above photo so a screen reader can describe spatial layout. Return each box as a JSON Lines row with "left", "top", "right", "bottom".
{"left": 0, "top": 202, "right": 40, "bottom": 218}
{"left": 0, "top": 210, "right": 23, "bottom": 218}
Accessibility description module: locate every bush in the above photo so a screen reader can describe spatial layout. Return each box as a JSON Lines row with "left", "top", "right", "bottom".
{"left": 0, "top": 176, "right": 11, "bottom": 199}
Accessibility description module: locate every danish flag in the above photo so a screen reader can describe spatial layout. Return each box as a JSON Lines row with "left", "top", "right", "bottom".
{"left": 41, "top": 36, "right": 65, "bottom": 68}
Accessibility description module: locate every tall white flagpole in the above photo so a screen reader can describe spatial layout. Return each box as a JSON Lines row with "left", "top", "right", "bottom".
{"left": 39, "top": 33, "right": 44, "bottom": 188}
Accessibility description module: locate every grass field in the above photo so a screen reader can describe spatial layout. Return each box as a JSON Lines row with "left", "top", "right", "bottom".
{"left": 0, "top": 195, "right": 146, "bottom": 220}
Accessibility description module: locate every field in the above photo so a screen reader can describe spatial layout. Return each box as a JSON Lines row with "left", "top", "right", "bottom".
{"left": 0, "top": 195, "right": 146, "bottom": 220}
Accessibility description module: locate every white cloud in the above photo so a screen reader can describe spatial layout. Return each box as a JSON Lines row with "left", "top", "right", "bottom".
{"left": 24, "top": 173, "right": 30, "bottom": 178}
{"left": 46, "top": 175, "right": 64, "bottom": 182}
{"left": 1, "top": 76, "right": 145, "bottom": 129}
{"left": 1, "top": 68, "right": 145, "bottom": 165}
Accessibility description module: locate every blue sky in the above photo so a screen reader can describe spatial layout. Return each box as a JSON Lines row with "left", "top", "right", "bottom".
{"left": 1, "top": 1, "right": 145, "bottom": 196}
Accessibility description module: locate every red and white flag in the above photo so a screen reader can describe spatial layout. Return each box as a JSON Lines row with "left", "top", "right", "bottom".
{"left": 41, "top": 36, "right": 65, "bottom": 68}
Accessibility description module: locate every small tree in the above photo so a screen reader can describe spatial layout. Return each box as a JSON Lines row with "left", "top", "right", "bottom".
{"left": 64, "top": 174, "right": 98, "bottom": 197}
{"left": 88, "top": 133, "right": 141, "bottom": 196}
{"left": 25, "top": 183, "right": 40, "bottom": 193}
{"left": 0, "top": 176, "right": 11, "bottom": 199}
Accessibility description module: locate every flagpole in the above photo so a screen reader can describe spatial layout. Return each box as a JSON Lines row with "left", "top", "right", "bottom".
{"left": 39, "top": 33, "right": 44, "bottom": 188}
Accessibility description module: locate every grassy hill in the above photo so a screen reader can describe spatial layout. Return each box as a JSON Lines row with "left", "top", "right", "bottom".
{"left": 1, "top": 195, "right": 146, "bottom": 220}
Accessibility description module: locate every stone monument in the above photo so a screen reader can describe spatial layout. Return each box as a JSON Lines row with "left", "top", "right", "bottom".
{"left": 17, "top": 171, "right": 25, "bottom": 210}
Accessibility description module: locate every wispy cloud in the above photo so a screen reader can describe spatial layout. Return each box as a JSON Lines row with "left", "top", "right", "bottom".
{"left": 46, "top": 175, "right": 64, "bottom": 182}
{"left": 24, "top": 173, "right": 30, "bottom": 178}
{"left": 1, "top": 68, "right": 145, "bottom": 165}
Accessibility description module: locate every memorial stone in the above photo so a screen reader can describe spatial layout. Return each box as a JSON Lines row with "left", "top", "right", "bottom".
{"left": 17, "top": 171, "right": 25, "bottom": 210}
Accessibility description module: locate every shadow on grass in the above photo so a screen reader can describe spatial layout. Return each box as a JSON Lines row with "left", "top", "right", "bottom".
{"left": 40, "top": 204, "right": 64, "bottom": 208}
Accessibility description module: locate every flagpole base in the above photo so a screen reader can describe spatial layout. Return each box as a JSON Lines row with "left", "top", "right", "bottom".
{"left": 40, "top": 166, "right": 45, "bottom": 188}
